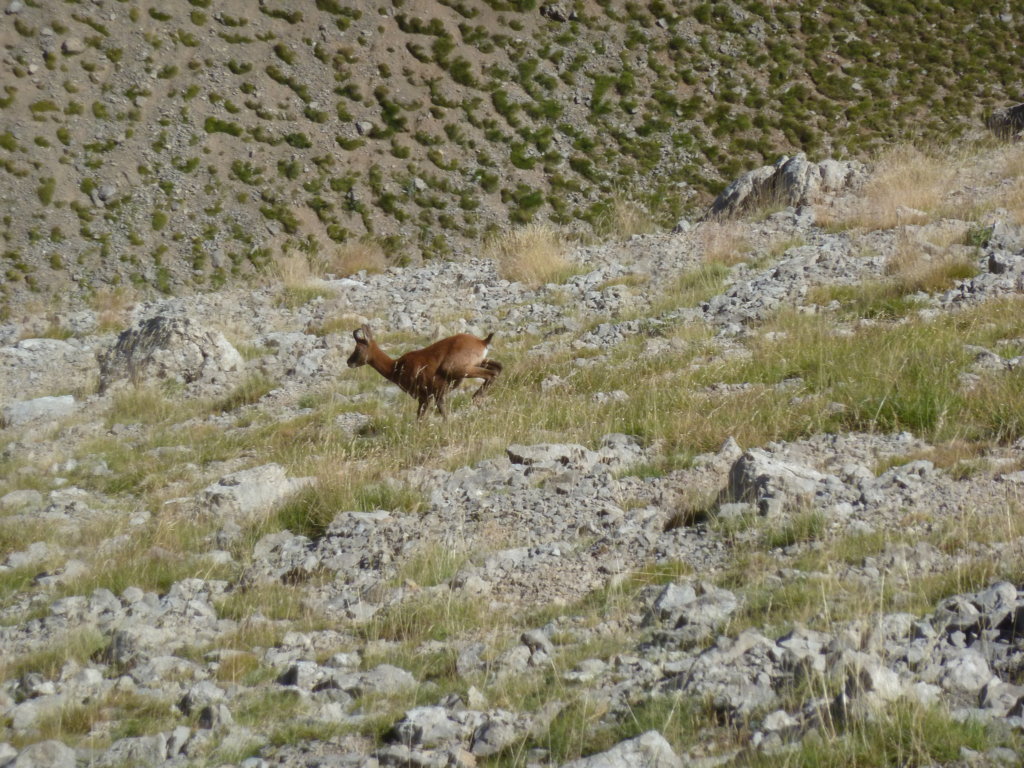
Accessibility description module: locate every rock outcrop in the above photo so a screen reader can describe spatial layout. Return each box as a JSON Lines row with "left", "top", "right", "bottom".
{"left": 704, "top": 153, "right": 867, "bottom": 219}
{"left": 97, "top": 315, "right": 244, "bottom": 394}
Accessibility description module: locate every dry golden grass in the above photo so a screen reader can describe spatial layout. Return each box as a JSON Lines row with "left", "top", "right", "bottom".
{"left": 271, "top": 252, "right": 319, "bottom": 287}
{"left": 486, "top": 224, "right": 575, "bottom": 288}
{"left": 322, "top": 240, "right": 388, "bottom": 277}
{"left": 594, "top": 195, "right": 658, "bottom": 239}
{"left": 980, "top": 145, "right": 1024, "bottom": 224}
{"left": 696, "top": 220, "right": 753, "bottom": 266}
{"left": 267, "top": 253, "right": 339, "bottom": 307}
{"left": 884, "top": 234, "right": 978, "bottom": 294}
{"left": 838, "top": 145, "right": 956, "bottom": 229}
{"left": 90, "top": 286, "right": 137, "bottom": 333}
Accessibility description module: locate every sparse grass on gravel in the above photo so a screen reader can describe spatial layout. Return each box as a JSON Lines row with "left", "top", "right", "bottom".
{"left": 486, "top": 224, "right": 579, "bottom": 288}
{"left": 742, "top": 699, "right": 1014, "bottom": 768}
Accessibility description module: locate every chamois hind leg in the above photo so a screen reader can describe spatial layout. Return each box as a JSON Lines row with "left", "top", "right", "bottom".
{"left": 469, "top": 360, "right": 502, "bottom": 399}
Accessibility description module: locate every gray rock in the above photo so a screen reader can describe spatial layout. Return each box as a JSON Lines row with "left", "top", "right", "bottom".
{"left": 986, "top": 103, "right": 1024, "bottom": 139}
{"left": 335, "top": 664, "right": 417, "bottom": 697}
{"left": 660, "top": 629, "right": 778, "bottom": 716}
{"left": 840, "top": 651, "right": 904, "bottom": 704}
{"left": 200, "top": 463, "right": 314, "bottom": 522}
{"left": 61, "top": 37, "right": 86, "bottom": 54}
{"left": 389, "top": 706, "right": 464, "bottom": 748}
{"left": 981, "top": 680, "right": 1024, "bottom": 716}
{"left": 8, "top": 740, "right": 76, "bottom": 768}
{"left": 198, "top": 703, "right": 234, "bottom": 729}
{"left": 521, "top": 629, "right": 554, "bottom": 656}
{"left": 775, "top": 626, "right": 830, "bottom": 676}
{"left": 93, "top": 734, "right": 168, "bottom": 767}
{"left": 540, "top": 3, "right": 570, "bottom": 22}
{"left": 649, "top": 583, "right": 697, "bottom": 624}
{"left": 987, "top": 219, "right": 1024, "bottom": 251}
{"left": 167, "top": 726, "right": 191, "bottom": 758}
{"left": 716, "top": 502, "right": 755, "bottom": 520}
{"left": 560, "top": 731, "right": 682, "bottom": 768}
{"left": 727, "top": 448, "right": 827, "bottom": 513}
{"left": 5, "top": 540, "right": 59, "bottom": 569}
{"left": 470, "top": 713, "right": 523, "bottom": 756}
{"left": 178, "top": 681, "right": 226, "bottom": 715}
{"left": 762, "top": 709, "right": 798, "bottom": 731}
{"left": 456, "top": 643, "right": 486, "bottom": 677}
{"left": 2, "top": 395, "right": 76, "bottom": 427}
{"left": 97, "top": 315, "right": 244, "bottom": 394}
{"left": 507, "top": 443, "right": 599, "bottom": 471}
{"left": 597, "top": 433, "right": 646, "bottom": 468}
{"left": 940, "top": 651, "right": 993, "bottom": 695}
{"left": 0, "top": 489, "right": 43, "bottom": 511}
{"left": 705, "top": 153, "right": 866, "bottom": 219}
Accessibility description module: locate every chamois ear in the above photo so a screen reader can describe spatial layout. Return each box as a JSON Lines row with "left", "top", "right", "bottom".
{"left": 360, "top": 324, "right": 374, "bottom": 343}
{"left": 353, "top": 327, "right": 366, "bottom": 343}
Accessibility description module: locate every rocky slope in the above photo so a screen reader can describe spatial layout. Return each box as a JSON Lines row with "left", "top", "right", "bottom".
{"left": 3, "top": 140, "right": 1024, "bottom": 766}
{"left": 1, "top": 0, "right": 1023, "bottom": 310}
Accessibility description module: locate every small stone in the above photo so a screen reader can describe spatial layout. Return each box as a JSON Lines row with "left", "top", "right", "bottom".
{"left": 61, "top": 37, "right": 86, "bottom": 54}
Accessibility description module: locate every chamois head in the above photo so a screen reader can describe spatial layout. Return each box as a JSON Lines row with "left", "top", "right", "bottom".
{"left": 347, "top": 324, "right": 374, "bottom": 368}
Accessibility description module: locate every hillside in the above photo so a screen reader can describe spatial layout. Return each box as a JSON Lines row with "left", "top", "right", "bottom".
{"left": 3, "top": 139, "right": 1024, "bottom": 765}
{"left": 1, "top": 0, "right": 1022, "bottom": 312}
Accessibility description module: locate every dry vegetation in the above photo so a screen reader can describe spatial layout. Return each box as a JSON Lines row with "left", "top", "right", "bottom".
{"left": 486, "top": 223, "right": 575, "bottom": 287}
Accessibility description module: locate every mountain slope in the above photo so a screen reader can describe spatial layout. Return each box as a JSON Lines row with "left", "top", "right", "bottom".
{"left": 0, "top": 0, "right": 1020, "bottom": 311}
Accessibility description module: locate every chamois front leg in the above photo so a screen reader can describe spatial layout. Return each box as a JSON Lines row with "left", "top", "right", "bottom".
{"left": 433, "top": 375, "right": 452, "bottom": 418}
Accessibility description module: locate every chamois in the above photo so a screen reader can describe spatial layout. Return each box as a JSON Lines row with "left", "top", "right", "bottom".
{"left": 347, "top": 324, "right": 502, "bottom": 418}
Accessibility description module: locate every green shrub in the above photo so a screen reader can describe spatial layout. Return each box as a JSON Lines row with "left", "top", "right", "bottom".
{"left": 36, "top": 177, "right": 56, "bottom": 205}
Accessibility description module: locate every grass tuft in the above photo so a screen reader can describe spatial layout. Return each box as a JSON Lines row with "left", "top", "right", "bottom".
{"left": 487, "top": 224, "right": 577, "bottom": 288}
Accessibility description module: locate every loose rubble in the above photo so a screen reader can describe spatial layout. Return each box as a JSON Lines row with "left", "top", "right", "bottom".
{"left": 4, "top": 157, "right": 1024, "bottom": 766}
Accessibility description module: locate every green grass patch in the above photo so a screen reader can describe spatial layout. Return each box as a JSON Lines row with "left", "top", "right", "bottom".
{"left": 276, "top": 284, "right": 338, "bottom": 308}
{"left": 211, "top": 373, "right": 277, "bottom": 412}
{"left": 361, "top": 590, "right": 492, "bottom": 643}
{"left": 652, "top": 262, "right": 730, "bottom": 311}
{"left": 743, "top": 700, "right": 1017, "bottom": 768}
{"left": 216, "top": 583, "right": 327, "bottom": 624}
{"left": 268, "top": 477, "right": 425, "bottom": 540}
{"left": 1, "top": 628, "right": 106, "bottom": 682}
{"left": 106, "top": 386, "right": 199, "bottom": 426}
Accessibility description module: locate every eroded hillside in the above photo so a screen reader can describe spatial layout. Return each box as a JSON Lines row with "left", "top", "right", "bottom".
{"left": 1, "top": 0, "right": 1022, "bottom": 312}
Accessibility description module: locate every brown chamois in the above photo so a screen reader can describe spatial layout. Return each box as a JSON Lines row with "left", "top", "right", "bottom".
{"left": 347, "top": 324, "right": 502, "bottom": 418}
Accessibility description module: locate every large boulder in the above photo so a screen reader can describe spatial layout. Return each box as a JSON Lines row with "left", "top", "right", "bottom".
{"left": 0, "top": 337, "right": 99, "bottom": 401}
{"left": 986, "top": 103, "right": 1024, "bottom": 140}
{"left": 705, "top": 153, "right": 867, "bottom": 219}
{"left": 726, "top": 448, "right": 828, "bottom": 515}
{"left": 1, "top": 395, "right": 76, "bottom": 428}
{"left": 199, "top": 464, "right": 314, "bottom": 523}
{"left": 7, "top": 740, "right": 77, "bottom": 768}
{"left": 97, "top": 315, "right": 243, "bottom": 394}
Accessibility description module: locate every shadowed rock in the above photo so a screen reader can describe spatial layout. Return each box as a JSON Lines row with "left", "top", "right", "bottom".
{"left": 986, "top": 103, "right": 1024, "bottom": 139}
{"left": 97, "top": 315, "right": 243, "bottom": 394}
